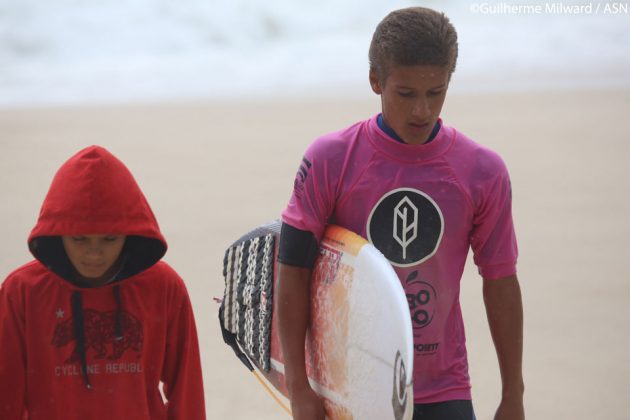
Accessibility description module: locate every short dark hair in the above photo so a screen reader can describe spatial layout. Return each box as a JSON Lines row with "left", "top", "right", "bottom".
{"left": 369, "top": 7, "right": 459, "bottom": 81}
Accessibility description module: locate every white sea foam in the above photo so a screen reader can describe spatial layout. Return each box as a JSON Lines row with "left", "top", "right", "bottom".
{"left": 0, "top": 0, "right": 628, "bottom": 107}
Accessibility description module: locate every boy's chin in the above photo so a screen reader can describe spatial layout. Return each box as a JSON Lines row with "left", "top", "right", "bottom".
{"left": 77, "top": 269, "right": 107, "bottom": 279}
{"left": 76, "top": 267, "right": 115, "bottom": 283}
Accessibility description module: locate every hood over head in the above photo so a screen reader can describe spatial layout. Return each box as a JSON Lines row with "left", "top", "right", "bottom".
{"left": 28, "top": 145, "right": 167, "bottom": 284}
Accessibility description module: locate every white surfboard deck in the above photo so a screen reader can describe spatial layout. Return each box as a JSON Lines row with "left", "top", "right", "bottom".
{"left": 222, "top": 222, "right": 414, "bottom": 419}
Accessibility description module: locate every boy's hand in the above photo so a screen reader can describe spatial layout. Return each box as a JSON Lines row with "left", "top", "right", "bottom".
{"left": 494, "top": 397, "right": 524, "bottom": 420}
{"left": 289, "top": 386, "right": 326, "bottom": 420}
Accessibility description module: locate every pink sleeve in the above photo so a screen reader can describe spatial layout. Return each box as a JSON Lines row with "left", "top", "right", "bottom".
{"left": 470, "top": 157, "right": 518, "bottom": 280}
{"left": 281, "top": 138, "right": 340, "bottom": 242}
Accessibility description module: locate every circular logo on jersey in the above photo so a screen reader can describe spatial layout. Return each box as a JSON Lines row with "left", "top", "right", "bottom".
{"left": 367, "top": 188, "right": 444, "bottom": 267}
{"left": 405, "top": 275, "right": 437, "bottom": 336}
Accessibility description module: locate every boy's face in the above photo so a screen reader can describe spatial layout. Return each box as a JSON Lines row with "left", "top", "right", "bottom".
{"left": 62, "top": 234, "right": 126, "bottom": 282}
{"left": 370, "top": 64, "right": 450, "bottom": 145}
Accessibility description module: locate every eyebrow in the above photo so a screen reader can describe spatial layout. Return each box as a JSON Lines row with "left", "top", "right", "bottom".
{"left": 395, "top": 83, "right": 447, "bottom": 90}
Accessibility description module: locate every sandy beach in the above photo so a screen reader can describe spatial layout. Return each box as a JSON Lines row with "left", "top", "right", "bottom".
{"left": 1, "top": 88, "right": 629, "bottom": 419}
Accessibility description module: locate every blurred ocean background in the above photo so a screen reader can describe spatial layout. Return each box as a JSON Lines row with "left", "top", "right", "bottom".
{"left": 1, "top": 0, "right": 629, "bottom": 107}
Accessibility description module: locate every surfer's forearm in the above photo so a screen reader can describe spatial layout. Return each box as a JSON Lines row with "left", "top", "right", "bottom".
{"left": 483, "top": 275, "right": 525, "bottom": 407}
{"left": 276, "top": 263, "right": 312, "bottom": 394}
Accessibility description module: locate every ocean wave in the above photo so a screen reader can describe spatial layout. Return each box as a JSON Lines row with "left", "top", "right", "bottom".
{"left": 1, "top": 0, "right": 628, "bottom": 106}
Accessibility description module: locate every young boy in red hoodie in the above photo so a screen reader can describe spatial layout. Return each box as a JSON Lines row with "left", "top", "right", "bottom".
{"left": 0, "top": 146, "right": 206, "bottom": 419}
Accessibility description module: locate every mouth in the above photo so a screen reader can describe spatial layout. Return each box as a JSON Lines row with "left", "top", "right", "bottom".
{"left": 409, "top": 121, "right": 430, "bottom": 130}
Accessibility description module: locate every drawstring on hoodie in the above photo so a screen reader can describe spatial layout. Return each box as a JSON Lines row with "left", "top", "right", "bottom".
{"left": 113, "top": 285, "right": 124, "bottom": 341}
{"left": 71, "top": 291, "right": 92, "bottom": 390}
{"left": 71, "top": 286, "right": 125, "bottom": 390}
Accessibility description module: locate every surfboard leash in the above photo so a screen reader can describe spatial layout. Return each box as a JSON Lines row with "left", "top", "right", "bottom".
{"left": 251, "top": 369, "right": 292, "bottom": 416}
{"left": 218, "top": 305, "right": 291, "bottom": 416}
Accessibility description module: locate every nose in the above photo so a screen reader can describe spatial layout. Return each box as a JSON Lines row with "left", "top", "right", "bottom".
{"left": 411, "top": 97, "right": 431, "bottom": 120}
{"left": 85, "top": 240, "right": 103, "bottom": 257}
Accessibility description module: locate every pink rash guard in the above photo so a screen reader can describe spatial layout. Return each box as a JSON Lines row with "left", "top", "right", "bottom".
{"left": 282, "top": 114, "right": 518, "bottom": 403}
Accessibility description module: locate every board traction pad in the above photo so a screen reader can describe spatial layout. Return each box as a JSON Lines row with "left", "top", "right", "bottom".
{"left": 221, "top": 221, "right": 280, "bottom": 371}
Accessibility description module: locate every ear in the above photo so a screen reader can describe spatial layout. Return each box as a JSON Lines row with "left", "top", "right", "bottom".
{"left": 369, "top": 70, "right": 382, "bottom": 95}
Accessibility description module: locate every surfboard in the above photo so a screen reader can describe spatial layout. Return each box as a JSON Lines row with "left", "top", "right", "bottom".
{"left": 219, "top": 221, "right": 414, "bottom": 420}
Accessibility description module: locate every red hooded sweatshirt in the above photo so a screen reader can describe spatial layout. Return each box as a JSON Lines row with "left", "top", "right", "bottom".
{"left": 0, "top": 146, "right": 205, "bottom": 419}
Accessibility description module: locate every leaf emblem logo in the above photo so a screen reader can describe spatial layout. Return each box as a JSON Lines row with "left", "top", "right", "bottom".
{"left": 393, "top": 196, "right": 418, "bottom": 259}
{"left": 367, "top": 188, "right": 444, "bottom": 267}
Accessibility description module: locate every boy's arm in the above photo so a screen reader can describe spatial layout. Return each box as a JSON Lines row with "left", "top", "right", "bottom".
{"left": 276, "top": 263, "right": 326, "bottom": 420}
{"left": 161, "top": 279, "right": 206, "bottom": 420}
{"left": 0, "top": 279, "right": 27, "bottom": 420}
{"left": 483, "top": 274, "right": 525, "bottom": 420}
